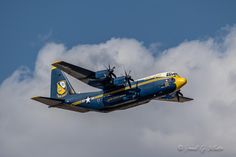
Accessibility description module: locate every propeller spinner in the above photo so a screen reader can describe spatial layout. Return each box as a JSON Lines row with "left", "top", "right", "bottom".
{"left": 106, "top": 65, "right": 117, "bottom": 78}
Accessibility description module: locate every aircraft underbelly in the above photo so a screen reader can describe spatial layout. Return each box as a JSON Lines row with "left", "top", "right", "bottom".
{"left": 100, "top": 98, "right": 150, "bottom": 112}
{"left": 101, "top": 83, "right": 157, "bottom": 110}
{"left": 76, "top": 80, "right": 176, "bottom": 112}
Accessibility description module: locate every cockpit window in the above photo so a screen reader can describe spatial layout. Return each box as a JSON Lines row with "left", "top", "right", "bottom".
{"left": 166, "top": 72, "right": 178, "bottom": 77}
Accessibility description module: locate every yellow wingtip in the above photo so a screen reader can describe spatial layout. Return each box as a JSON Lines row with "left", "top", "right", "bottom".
{"left": 51, "top": 66, "right": 57, "bottom": 70}
{"left": 31, "top": 96, "right": 40, "bottom": 100}
{"left": 52, "top": 60, "right": 62, "bottom": 65}
{"left": 51, "top": 60, "right": 63, "bottom": 70}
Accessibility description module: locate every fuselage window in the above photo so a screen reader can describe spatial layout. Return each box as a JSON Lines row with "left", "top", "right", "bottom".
{"left": 165, "top": 80, "right": 169, "bottom": 87}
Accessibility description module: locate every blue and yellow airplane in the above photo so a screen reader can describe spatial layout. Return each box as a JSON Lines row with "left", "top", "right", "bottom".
{"left": 32, "top": 61, "right": 193, "bottom": 112}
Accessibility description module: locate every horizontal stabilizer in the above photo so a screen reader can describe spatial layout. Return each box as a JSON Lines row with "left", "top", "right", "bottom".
{"left": 31, "top": 96, "right": 64, "bottom": 108}
{"left": 32, "top": 96, "right": 90, "bottom": 112}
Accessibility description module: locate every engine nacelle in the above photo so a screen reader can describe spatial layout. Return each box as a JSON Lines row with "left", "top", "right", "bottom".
{"left": 95, "top": 70, "right": 108, "bottom": 79}
{"left": 113, "top": 76, "right": 126, "bottom": 86}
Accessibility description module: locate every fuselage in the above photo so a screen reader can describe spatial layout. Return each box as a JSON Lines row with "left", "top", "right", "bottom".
{"left": 63, "top": 72, "right": 187, "bottom": 112}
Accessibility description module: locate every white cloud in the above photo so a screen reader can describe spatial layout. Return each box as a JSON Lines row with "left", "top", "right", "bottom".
{"left": 1, "top": 27, "right": 236, "bottom": 157}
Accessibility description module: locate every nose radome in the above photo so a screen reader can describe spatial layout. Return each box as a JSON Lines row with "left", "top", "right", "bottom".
{"left": 175, "top": 77, "right": 187, "bottom": 90}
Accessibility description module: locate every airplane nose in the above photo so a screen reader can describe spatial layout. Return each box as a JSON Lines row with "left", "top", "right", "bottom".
{"left": 175, "top": 77, "right": 187, "bottom": 90}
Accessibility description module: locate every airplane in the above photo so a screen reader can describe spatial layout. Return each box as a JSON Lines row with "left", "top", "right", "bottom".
{"left": 32, "top": 61, "right": 193, "bottom": 113}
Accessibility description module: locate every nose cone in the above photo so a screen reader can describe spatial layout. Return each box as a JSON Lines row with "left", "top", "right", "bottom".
{"left": 175, "top": 77, "right": 187, "bottom": 90}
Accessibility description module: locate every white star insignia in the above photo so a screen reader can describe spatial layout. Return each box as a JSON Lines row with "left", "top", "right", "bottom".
{"left": 85, "top": 97, "right": 91, "bottom": 103}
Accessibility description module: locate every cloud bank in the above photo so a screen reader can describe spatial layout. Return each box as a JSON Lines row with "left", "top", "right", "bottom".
{"left": 1, "top": 27, "right": 236, "bottom": 157}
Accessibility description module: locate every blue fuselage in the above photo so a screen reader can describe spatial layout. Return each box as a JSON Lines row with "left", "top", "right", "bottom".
{"left": 64, "top": 77, "right": 177, "bottom": 112}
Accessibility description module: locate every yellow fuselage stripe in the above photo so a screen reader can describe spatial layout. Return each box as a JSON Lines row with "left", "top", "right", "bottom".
{"left": 72, "top": 77, "right": 167, "bottom": 106}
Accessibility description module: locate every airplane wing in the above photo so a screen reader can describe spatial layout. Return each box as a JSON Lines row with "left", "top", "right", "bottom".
{"left": 52, "top": 61, "right": 96, "bottom": 84}
{"left": 155, "top": 93, "right": 193, "bottom": 103}
{"left": 52, "top": 61, "right": 120, "bottom": 90}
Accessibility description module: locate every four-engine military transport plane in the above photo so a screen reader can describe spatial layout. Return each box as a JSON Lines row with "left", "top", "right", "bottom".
{"left": 32, "top": 61, "right": 193, "bottom": 113}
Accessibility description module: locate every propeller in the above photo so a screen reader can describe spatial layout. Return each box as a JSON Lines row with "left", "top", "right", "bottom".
{"left": 106, "top": 65, "right": 116, "bottom": 78}
{"left": 176, "top": 90, "right": 184, "bottom": 102}
{"left": 124, "top": 70, "right": 134, "bottom": 88}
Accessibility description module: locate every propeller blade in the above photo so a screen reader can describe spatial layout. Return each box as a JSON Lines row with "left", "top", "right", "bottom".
{"left": 105, "top": 64, "right": 117, "bottom": 79}
{"left": 128, "top": 80, "right": 131, "bottom": 88}
{"left": 124, "top": 69, "right": 134, "bottom": 88}
{"left": 125, "top": 70, "right": 127, "bottom": 76}
{"left": 111, "top": 72, "right": 117, "bottom": 78}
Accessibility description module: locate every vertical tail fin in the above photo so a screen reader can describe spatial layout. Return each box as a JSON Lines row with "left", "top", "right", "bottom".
{"left": 51, "top": 66, "right": 76, "bottom": 99}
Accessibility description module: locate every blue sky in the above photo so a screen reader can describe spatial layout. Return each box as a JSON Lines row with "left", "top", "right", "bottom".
{"left": 1, "top": 0, "right": 236, "bottom": 82}
{"left": 1, "top": 1, "right": 236, "bottom": 157}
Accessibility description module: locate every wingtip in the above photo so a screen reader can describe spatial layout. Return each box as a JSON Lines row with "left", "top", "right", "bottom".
{"left": 51, "top": 66, "right": 57, "bottom": 70}
{"left": 51, "top": 60, "right": 63, "bottom": 66}
{"left": 31, "top": 96, "right": 40, "bottom": 100}
{"left": 51, "top": 60, "right": 63, "bottom": 70}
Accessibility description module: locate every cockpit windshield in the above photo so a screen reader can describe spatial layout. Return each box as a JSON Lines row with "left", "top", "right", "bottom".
{"left": 166, "top": 72, "right": 179, "bottom": 77}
